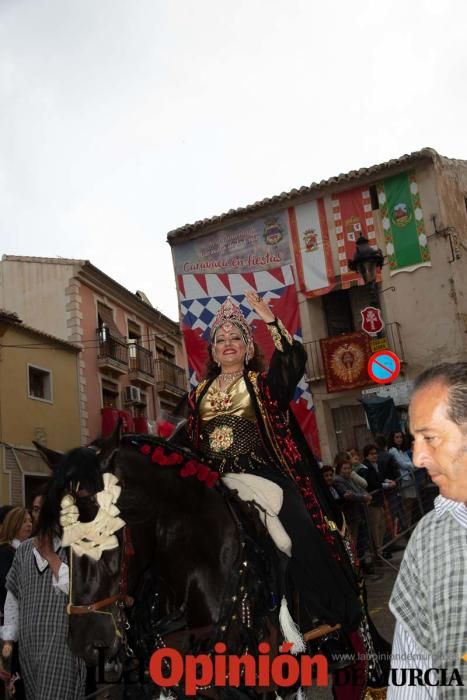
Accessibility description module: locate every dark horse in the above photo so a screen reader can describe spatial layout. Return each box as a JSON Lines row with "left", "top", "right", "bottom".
{"left": 39, "top": 431, "right": 391, "bottom": 698}
{"left": 40, "top": 430, "right": 291, "bottom": 699}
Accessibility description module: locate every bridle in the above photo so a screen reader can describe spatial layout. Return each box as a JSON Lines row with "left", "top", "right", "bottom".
{"left": 67, "top": 526, "right": 134, "bottom": 635}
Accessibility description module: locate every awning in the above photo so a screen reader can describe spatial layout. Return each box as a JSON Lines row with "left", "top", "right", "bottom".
{"left": 97, "top": 303, "right": 125, "bottom": 340}
{"left": 359, "top": 396, "right": 401, "bottom": 436}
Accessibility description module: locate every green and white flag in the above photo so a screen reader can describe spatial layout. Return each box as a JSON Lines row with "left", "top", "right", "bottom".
{"left": 377, "top": 172, "right": 431, "bottom": 274}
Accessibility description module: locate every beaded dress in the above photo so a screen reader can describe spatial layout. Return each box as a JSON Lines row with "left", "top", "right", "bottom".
{"left": 183, "top": 318, "right": 363, "bottom": 634}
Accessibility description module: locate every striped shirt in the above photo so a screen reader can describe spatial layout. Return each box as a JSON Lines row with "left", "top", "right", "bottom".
{"left": 2, "top": 536, "right": 68, "bottom": 641}
{"left": 388, "top": 496, "right": 467, "bottom": 699}
{"left": 6, "top": 539, "right": 85, "bottom": 699}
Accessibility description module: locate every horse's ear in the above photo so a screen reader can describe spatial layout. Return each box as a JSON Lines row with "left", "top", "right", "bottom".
{"left": 33, "top": 442, "right": 63, "bottom": 471}
{"left": 93, "top": 419, "right": 122, "bottom": 472}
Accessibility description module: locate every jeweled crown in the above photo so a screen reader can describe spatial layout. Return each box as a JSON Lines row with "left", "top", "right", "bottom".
{"left": 210, "top": 297, "right": 252, "bottom": 344}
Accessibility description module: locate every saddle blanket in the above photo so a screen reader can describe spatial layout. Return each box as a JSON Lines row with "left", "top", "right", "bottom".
{"left": 221, "top": 473, "right": 292, "bottom": 557}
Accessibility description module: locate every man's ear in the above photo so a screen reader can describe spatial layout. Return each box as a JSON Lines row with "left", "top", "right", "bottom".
{"left": 33, "top": 442, "right": 63, "bottom": 471}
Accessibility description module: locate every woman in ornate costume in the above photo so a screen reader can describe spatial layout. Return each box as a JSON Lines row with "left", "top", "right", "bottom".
{"left": 178, "top": 291, "right": 388, "bottom": 692}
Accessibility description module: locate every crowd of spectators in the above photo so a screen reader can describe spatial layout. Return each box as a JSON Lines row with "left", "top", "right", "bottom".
{"left": 321, "top": 430, "right": 436, "bottom": 577}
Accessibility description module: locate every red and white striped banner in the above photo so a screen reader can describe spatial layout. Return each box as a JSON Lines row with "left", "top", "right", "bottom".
{"left": 288, "top": 199, "right": 335, "bottom": 297}
{"left": 331, "top": 187, "right": 380, "bottom": 289}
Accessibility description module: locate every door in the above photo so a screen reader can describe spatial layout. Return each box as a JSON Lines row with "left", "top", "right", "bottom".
{"left": 331, "top": 404, "right": 373, "bottom": 454}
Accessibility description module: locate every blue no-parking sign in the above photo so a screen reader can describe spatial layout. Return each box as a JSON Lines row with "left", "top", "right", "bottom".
{"left": 367, "top": 350, "right": 401, "bottom": 384}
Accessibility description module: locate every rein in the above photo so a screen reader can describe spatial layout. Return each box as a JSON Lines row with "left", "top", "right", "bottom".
{"left": 67, "top": 526, "right": 134, "bottom": 616}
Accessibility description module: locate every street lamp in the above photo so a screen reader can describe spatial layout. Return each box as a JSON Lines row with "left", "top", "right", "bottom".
{"left": 348, "top": 235, "right": 384, "bottom": 286}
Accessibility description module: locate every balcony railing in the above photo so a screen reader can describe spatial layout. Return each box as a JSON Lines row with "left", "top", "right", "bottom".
{"left": 303, "top": 322, "right": 405, "bottom": 382}
{"left": 97, "top": 329, "right": 129, "bottom": 368}
{"left": 154, "top": 358, "right": 187, "bottom": 396}
{"left": 128, "top": 342, "right": 154, "bottom": 377}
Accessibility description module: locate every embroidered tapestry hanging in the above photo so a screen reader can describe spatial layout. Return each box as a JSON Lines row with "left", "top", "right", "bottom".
{"left": 320, "top": 331, "right": 372, "bottom": 393}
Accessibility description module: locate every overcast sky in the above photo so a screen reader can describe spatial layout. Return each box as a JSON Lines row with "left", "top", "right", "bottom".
{"left": 1, "top": 0, "right": 466, "bottom": 321}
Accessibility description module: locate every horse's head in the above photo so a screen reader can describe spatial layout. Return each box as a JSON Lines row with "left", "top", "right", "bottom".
{"left": 65, "top": 430, "right": 163, "bottom": 666}
{"left": 67, "top": 538, "right": 127, "bottom": 665}
{"left": 65, "top": 431, "right": 254, "bottom": 677}
{"left": 34, "top": 440, "right": 109, "bottom": 527}
{"left": 36, "top": 426, "right": 127, "bottom": 666}
{"left": 64, "top": 431, "right": 213, "bottom": 668}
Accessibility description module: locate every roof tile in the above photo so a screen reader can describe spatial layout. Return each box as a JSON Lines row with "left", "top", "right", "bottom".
{"left": 167, "top": 148, "right": 447, "bottom": 242}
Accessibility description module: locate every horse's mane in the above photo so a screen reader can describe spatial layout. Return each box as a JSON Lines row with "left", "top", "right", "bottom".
{"left": 113, "top": 435, "right": 217, "bottom": 528}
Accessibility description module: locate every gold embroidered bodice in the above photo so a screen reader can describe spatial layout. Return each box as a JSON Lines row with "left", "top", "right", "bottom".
{"left": 200, "top": 377, "right": 256, "bottom": 423}
{"left": 199, "top": 377, "right": 267, "bottom": 470}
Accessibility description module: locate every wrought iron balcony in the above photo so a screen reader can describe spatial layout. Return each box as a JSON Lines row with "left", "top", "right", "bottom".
{"left": 154, "top": 358, "right": 187, "bottom": 399}
{"left": 303, "top": 322, "right": 405, "bottom": 383}
{"left": 128, "top": 342, "right": 154, "bottom": 387}
{"left": 97, "top": 328, "right": 129, "bottom": 375}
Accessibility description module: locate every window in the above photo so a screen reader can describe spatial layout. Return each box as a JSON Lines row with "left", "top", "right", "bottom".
{"left": 102, "top": 379, "right": 119, "bottom": 408}
{"left": 127, "top": 321, "right": 141, "bottom": 369}
{"left": 28, "top": 365, "right": 52, "bottom": 402}
{"left": 323, "top": 290, "right": 354, "bottom": 336}
{"left": 127, "top": 321, "right": 141, "bottom": 342}
{"left": 127, "top": 322, "right": 142, "bottom": 366}
{"left": 155, "top": 339, "right": 175, "bottom": 360}
{"left": 323, "top": 286, "right": 375, "bottom": 337}
{"left": 369, "top": 185, "right": 379, "bottom": 210}
{"left": 134, "top": 391, "right": 147, "bottom": 418}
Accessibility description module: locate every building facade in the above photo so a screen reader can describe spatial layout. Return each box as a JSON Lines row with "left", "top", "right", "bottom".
{"left": 167, "top": 148, "right": 467, "bottom": 463}
{"left": 0, "top": 311, "right": 81, "bottom": 506}
{"left": 0, "top": 258, "right": 188, "bottom": 445}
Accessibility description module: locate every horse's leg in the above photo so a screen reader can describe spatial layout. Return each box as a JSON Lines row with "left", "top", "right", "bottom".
{"left": 259, "top": 693, "right": 277, "bottom": 700}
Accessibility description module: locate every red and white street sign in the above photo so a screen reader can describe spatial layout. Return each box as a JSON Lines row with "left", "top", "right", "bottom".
{"left": 360, "top": 306, "right": 384, "bottom": 335}
{"left": 367, "top": 350, "right": 401, "bottom": 384}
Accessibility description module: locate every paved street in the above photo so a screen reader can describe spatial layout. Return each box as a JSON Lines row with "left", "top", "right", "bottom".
{"left": 366, "top": 551, "right": 402, "bottom": 642}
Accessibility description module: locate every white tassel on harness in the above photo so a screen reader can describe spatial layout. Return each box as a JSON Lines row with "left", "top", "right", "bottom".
{"left": 279, "top": 595, "right": 306, "bottom": 655}
{"left": 295, "top": 686, "right": 307, "bottom": 700}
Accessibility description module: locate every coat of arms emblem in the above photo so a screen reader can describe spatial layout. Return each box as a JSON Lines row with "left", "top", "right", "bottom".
{"left": 263, "top": 219, "right": 283, "bottom": 245}
{"left": 344, "top": 216, "right": 362, "bottom": 243}
{"left": 360, "top": 306, "right": 384, "bottom": 335}
{"left": 303, "top": 228, "right": 318, "bottom": 253}
{"left": 391, "top": 202, "right": 412, "bottom": 227}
